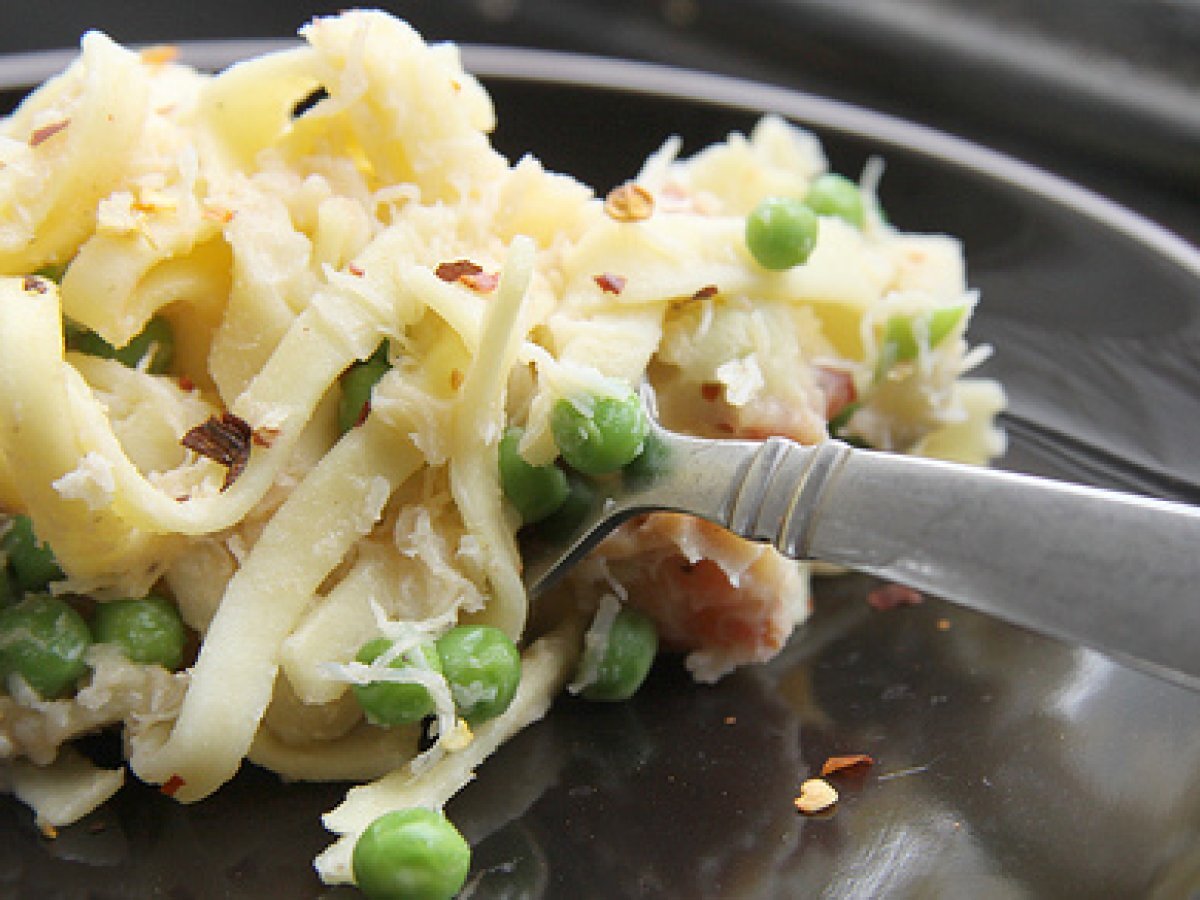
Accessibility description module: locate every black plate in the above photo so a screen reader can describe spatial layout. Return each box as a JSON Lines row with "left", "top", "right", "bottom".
{"left": 3, "top": 45, "right": 1200, "bottom": 899}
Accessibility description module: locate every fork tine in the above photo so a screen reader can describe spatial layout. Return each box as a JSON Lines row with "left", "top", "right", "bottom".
{"left": 520, "top": 388, "right": 765, "bottom": 596}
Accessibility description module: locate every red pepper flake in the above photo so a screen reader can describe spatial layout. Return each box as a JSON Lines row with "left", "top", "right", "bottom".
{"left": 160, "top": 774, "right": 186, "bottom": 797}
{"left": 347, "top": 264, "right": 365, "bottom": 277}
{"left": 699, "top": 382, "right": 722, "bottom": 402}
{"left": 30, "top": 119, "right": 70, "bottom": 147}
{"left": 22, "top": 275, "right": 49, "bottom": 294}
{"left": 434, "top": 260, "right": 500, "bottom": 293}
{"left": 202, "top": 206, "right": 235, "bottom": 225}
{"left": 715, "top": 422, "right": 735, "bottom": 434}
{"left": 820, "top": 754, "right": 875, "bottom": 777}
{"left": 353, "top": 401, "right": 370, "bottom": 429}
{"left": 180, "top": 412, "right": 253, "bottom": 490}
{"left": 177, "top": 375, "right": 195, "bottom": 393}
{"left": 435, "top": 259, "right": 483, "bottom": 283}
{"left": 461, "top": 270, "right": 499, "bottom": 293}
{"left": 604, "top": 182, "right": 654, "bottom": 222}
{"left": 866, "top": 583, "right": 924, "bottom": 611}
{"left": 692, "top": 284, "right": 718, "bottom": 301}
{"left": 594, "top": 272, "right": 627, "bottom": 295}
{"left": 139, "top": 45, "right": 180, "bottom": 65}
{"left": 252, "top": 427, "right": 281, "bottom": 448}
{"left": 794, "top": 778, "right": 838, "bottom": 815}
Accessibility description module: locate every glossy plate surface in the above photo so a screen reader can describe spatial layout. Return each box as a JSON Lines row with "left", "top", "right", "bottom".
{"left": 2, "top": 45, "right": 1199, "bottom": 899}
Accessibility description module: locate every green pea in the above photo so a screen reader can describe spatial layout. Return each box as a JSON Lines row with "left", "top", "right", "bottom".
{"left": 745, "top": 196, "right": 819, "bottom": 270}
{"left": 805, "top": 173, "right": 865, "bottom": 227}
{"left": 436, "top": 625, "right": 521, "bottom": 725}
{"left": 0, "top": 569, "right": 17, "bottom": 607}
{"left": 578, "top": 607, "right": 658, "bottom": 702}
{"left": 550, "top": 391, "right": 649, "bottom": 476}
{"left": 0, "top": 594, "right": 91, "bottom": 698}
{"left": 353, "top": 638, "right": 441, "bottom": 727}
{"left": 876, "top": 306, "right": 966, "bottom": 379}
{"left": 338, "top": 341, "right": 391, "bottom": 434}
{"left": 623, "top": 428, "right": 671, "bottom": 482}
{"left": 352, "top": 808, "right": 471, "bottom": 900}
{"left": 2, "top": 515, "right": 64, "bottom": 592}
{"left": 532, "top": 472, "right": 595, "bottom": 539}
{"left": 498, "top": 427, "right": 569, "bottom": 524}
{"left": 64, "top": 315, "right": 174, "bottom": 375}
{"left": 93, "top": 595, "right": 186, "bottom": 670}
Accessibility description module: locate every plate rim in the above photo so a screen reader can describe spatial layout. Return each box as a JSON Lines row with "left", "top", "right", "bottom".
{"left": 2, "top": 36, "right": 1199, "bottom": 897}
{"left": 2, "top": 38, "right": 1199, "bottom": 287}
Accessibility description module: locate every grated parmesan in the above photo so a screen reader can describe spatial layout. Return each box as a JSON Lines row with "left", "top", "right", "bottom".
{"left": 51, "top": 451, "right": 116, "bottom": 510}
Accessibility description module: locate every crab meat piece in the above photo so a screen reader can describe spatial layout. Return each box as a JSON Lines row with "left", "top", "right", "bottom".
{"left": 586, "top": 513, "right": 810, "bottom": 682}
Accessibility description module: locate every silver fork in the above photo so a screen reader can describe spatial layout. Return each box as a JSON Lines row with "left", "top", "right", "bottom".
{"left": 521, "top": 388, "right": 1200, "bottom": 691}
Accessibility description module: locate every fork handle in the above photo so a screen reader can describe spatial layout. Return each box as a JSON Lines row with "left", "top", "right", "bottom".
{"left": 718, "top": 437, "right": 1200, "bottom": 689}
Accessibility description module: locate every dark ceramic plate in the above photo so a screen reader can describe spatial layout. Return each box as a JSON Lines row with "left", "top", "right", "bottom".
{"left": 3, "top": 44, "right": 1200, "bottom": 900}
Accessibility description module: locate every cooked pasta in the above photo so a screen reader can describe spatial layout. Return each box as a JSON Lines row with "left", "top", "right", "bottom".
{"left": 0, "top": 10, "right": 1003, "bottom": 894}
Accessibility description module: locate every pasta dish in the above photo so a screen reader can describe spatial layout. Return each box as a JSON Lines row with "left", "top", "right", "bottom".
{"left": 0, "top": 11, "right": 1003, "bottom": 896}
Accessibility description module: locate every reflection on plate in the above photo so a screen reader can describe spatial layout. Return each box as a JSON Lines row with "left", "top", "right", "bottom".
{"left": 3, "top": 45, "right": 1200, "bottom": 899}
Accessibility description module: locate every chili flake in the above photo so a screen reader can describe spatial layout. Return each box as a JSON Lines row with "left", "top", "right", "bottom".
{"left": 30, "top": 119, "right": 70, "bottom": 147}
{"left": 22, "top": 275, "right": 49, "bottom": 294}
{"left": 435, "top": 259, "right": 483, "bottom": 283}
{"left": 202, "top": 205, "right": 235, "bottom": 225}
{"left": 461, "top": 269, "right": 499, "bottom": 293}
{"left": 866, "top": 583, "right": 924, "bottom": 611}
{"left": 820, "top": 754, "right": 875, "bottom": 777}
{"left": 794, "top": 778, "right": 839, "bottom": 815}
{"left": 181, "top": 411, "right": 253, "bottom": 490}
{"left": 252, "top": 427, "right": 281, "bottom": 448}
{"left": 352, "top": 401, "right": 370, "bottom": 429}
{"left": 604, "top": 182, "right": 654, "bottom": 222}
{"left": 693, "top": 284, "right": 719, "bottom": 301}
{"left": 435, "top": 259, "right": 500, "bottom": 293}
{"left": 699, "top": 382, "right": 721, "bottom": 402}
{"left": 594, "top": 272, "right": 627, "bottom": 295}
{"left": 160, "top": 774, "right": 186, "bottom": 797}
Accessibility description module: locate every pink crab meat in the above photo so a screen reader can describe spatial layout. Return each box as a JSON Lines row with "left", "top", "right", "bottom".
{"left": 592, "top": 513, "right": 810, "bottom": 682}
